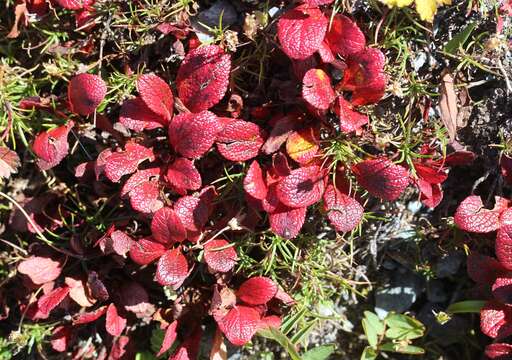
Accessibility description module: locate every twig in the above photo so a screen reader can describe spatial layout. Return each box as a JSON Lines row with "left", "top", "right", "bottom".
{"left": 497, "top": 59, "right": 512, "bottom": 94}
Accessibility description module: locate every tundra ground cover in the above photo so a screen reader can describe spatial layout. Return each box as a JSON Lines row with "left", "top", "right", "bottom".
{"left": 0, "top": 0, "right": 511, "bottom": 359}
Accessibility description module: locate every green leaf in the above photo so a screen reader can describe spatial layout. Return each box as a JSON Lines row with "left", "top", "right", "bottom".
{"left": 447, "top": 300, "right": 486, "bottom": 314}
{"left": 362, "top": 311, "right": 385, "bottom": 348}
{"left": 384, "top": 314, "right": 425, "bottom": 341}
{"left": 258, "top": 327, "right": 302, "bottom": 360}
{"left": 444, "top": 23, "right": 476, "bottom": 54}
{"left": 282, "top": 307, "right": 308, "bottom": 335}
{"left": 380, "top": 342, "right": 425, "bottom": 355}
{"left": 135, "top": 352, "right": 158, "bottom": 360}
{"left": 302, "top": 345, "right": 336, "bottom": 360}
{"left": 361, "top": 346, "right": 378, "bottom": 360}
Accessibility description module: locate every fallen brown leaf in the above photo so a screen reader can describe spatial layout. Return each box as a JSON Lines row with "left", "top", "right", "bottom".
{"left": 7, "top": 2, "right": 28, "bottom": 39}
{"left": 439, "top": 68, "right": 459, "bottom": 142}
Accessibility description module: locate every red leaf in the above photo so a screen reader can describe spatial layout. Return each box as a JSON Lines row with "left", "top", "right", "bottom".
{"left": 497, "top": 210, "right": 512, "bottom": 270}
{"left": 277, "top": 5, "right": 328, "bottom": 60}
{"left": 324, "top": 14, "right": 365, "bottom": 58}
{"left": 467, "top": 252, "right": 508, "bottom": 285}
{"left": 414, "top": 163, "right": 448, "bottom": 184}
{"left": 216, "top": 120, "right": 265, "bottom": 162}
{"left": 334, "top": 96, "right": 368, "bottom": 133}
{"left": 166, "top": 158, "right": 202, "bottom": 194}
{"left": 137, "top": 74, "right": 174, "bottom": 122}
{"left": 204, "top": 239, "right": 237, "bottom": 273}
{"left": 104, "top": 142, "right": 155, "bottom": 183}
{"left": 51, "top": 325, "right": 72, "bottom": 352}
{"left": 276, "top": 166, "right": 325, "bottom": 208}
{"left": 269, "top": 206, "right": 307, "bottom": 239}
{"left": 243, "top": 161, "right": 268, "bottom": 200}
{"left": 454, "top": 196, "right": 508, "bottom": 233}
{"left": 261, "top": 114, "right": 297, "bottom": 155}
{"left": 128, "top": 179, "right": 164, "bottom": 214}
{"left": 68, "top": 74, "right": 106, "bottom": 115}
{"left": 502, "top": 154, "right": 512, "bottom": 185}
{"left": 120, "top": 167, "right": 161, "bottom": 197}
{"left": 72, "top": 305, "right": 107, "bottom": 325}
{"left": 65, "top": 276, "right": 95, "bottom": 307}
{"left": 485, "top": 343, "right": 512, "bottom": 359}
{"left": 317, "top": 41, "right": 335, "bottom": 63}
{"left": 259, "top": 315, "right": 282, "bottom": 330}
{"left": 129, "top": 237, "right": 166, "bottom": 265}
{"left": 96, "top": 227, "right": 134, "bottom": 257}
{"left": 56, "top": 0, "right": 93, "bottom": 10}
{"left": 32, "top": 121, "right": 74, "bottom": 170}
{"left": 444, "top": 150, "right": 476, "bottom": 166}
{"left": 168, "top": 111, "right": 222, "bottom": 159}
{"left": 119, "top": 282, "right": 154, "bottom": 317}
{"left": 416, "top": 180, "right": 443, "bottom": 209}
{"left": 151, "top": 207, "right": 187, "bottom": 245}
{"left": 119, "top": 97, "right": 165, "bottom": 132}
{"left": 286, "top": 127, "right": 319, "bottom": 165}
{"left": 0, "top": 146, "right": 20, "bottom": 180}
{"left": 174, "top": 192, "right": 213, "bottom": 233}
{"left": 37, "top": 286, "right": 70, "bottom": 318}
{"left": 215, "top": 305, "right": 261, "bottom": 346}
{"left": 340, "top": 48, "right": 386, "bottom": 106}
{"left": 303, "top": 0, "right": 334, "bottom": 4}
{"left": 323, "top": 184, "right": 363, "bottom": 233}
{"left": 157, "top": 320, "right": 178, "bottom": 357}
{"left": 176, "top": 45, "right": 231, "bottom": 112}
{"left": 109, "top": 336, "right": 130, "bottom": 360}
{"left": 352, "top": 158, "right": 409, "bottom": 201}
{"left": 17, "top": 256, "right": 62, "bottom": 285}
{"left": 105, "top": 303, "right": 127, "bottom": 337}
{"left": 302, "top": 68, "right": 335, "bottom": 110}
{"left": 238, "top": 277, "right": 277, "bottom": 305}
{"left": 156, "top": 248, "right": 189, "bottom": 287}
{"left": 481, "top": 301, "right": 512, "bottom": 339}
{"left": 94, "top": 148, "right": 113, "bottom": 180}
{"left": 493, "top": 277, "right": 512, "bottom": 303}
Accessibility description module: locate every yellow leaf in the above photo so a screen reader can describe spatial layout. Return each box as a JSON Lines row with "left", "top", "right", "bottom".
{"left": 380, "top": 0, "right": 413, "bottom": 8}
{"left": 381, "top": 0, "right": 451, "bottom": 22}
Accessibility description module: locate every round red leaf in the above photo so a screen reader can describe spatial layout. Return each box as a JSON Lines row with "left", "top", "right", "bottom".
{"left": 324, "top": 14, "right": 365, "bottom": 58}
{"left": 216, "top": 120, "right": 265, "bottom": 162}
{"left": 68, "top": 74, "right": 106, "bottom": 116}
{"left": 32, "top": 121, "right": 74, "bottom": 171}
{"left": 481, "top": 301, "right": 512, "bottom": 339}
{"left": 485, "top": 343, "right": 512, "bottom": 359}
{"left": 176, "top": 45, "right": 231, "bottom": 112}
{"left": 204, "top": 239, "right": 237, "bottom": 273}
{"left": 119, "top": 97, "right": 165, "bottom": 132}
{"left": 104, "top": 142, "right": 155, "bottom": 183}
{"left": 168, "top": 111, "right": 222, "bottom": 159}
{"left": 129, "top": 237, "right": 166, "bottom": 265}
{"left": 18, "top": 256, "right": 62, "bottom": 285}
{"left": 237, "top": 277, "right": 277, "bottom": 305}
{"left": 352, "top": 158, "right": 409, "bottom": 201}
{"left": 215, "top": 305, "right": 261, "bottom": 346}
{"left": 155, "top": 248, "right": 189, "bottom": 287}
{"left": 243, "top": 161, "right": 268, "bottom": 200}
{"left": 302, "top": 68, "right": 335, "bottom": 110}
{"left": 323, "top": 184, "right": 363, "bottom": 233}
{"left": 151, "top": 207, "right": 187, "bottom": 245}
{"left": 277, "top": 5, "right": 328, "bottom": 60}
{"left": 334, "top": 96, "right": 368, "bottom": 133}
{"left": 137, "top": 74, "right": 174, "bottom": 122}
{"left": 55, "top": 0, "right": 93, "bottom": 9}
{"left": 276, "top": 166, "right": 325, "bottom": 208}
{"left": 105, "top": 303, "right": 127, "bottom": 337}
{"left": 166, "top": 158, "right": 202, "bottom": 193}
{"left": 454, "top": 196, "right": 508, "bottom": 234}
{"left": 269, "top": 206, "right": 307, "bottom": 239}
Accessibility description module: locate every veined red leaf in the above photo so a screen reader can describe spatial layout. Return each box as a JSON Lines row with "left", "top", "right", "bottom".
{"left": 261, "top": 114, "right": 297, "bottom": 155}
{"left": 352, "top": 158, "right": 409, "bottom": 201}
{"left": 276, "top": 165, "right": 325, "bottom": 208}
{"left": 243, "top": 161, "right": 268, "bottom": 200}
{"left": 467, "top": 252, "right": 508, "bottom": 285}
{"left": 129, "top": 237, "right": 166, "bottom": 265}
{"left": 176, "top": 45, "right": 231, "bottom": 112}
{"left": 168, "top": 111, "right": 222, "bottom": 159}
{"left": 454, "top": 196, "right": 508, "bottom": 233}
{"left": 485, "top": 343, "right": 512, "bottom": 359}
{"left": 215, "top": 305, "right": 261, "bottom": 346}
{"left": 302, "top": 68, "right": 335, "bottom": 110}
{"left": 303, "top": 0, "right": 334, "bottom": 4}
{"left": 414, "top": 163, "right": 448, "bottom": 184}
{"left": 480, "top": 301, "right": 512, "bottom": 339}
{"left": 32, "top": 121, "right": 74, "bottom": 171}
{"left": 119, "top": 97, "right": 165, "bottom": 132}
{"left": 286, "top": 128, "right": 319, "bottom": 165}
{"left": 237, "top": 277, "right": 277, "bottom": 305}
{"left": 340, "top": 48, "right": 386, "bottom": 106}
{"left": 105, "top": 303, "right": 127, "bottom": 337}
{"left": 137, "top": 74, "right": 174, "bottom": 122}
{"left": 50, "top": 325, "right": 72, "bottom": 353}
{"left": 269, "top": 206, "right": 307, "bottom": 239}
{"left": 151, "top": 207, "right": 187, "bottom": 245}
{"left": 128, "top": 179, "right": 164, "bottom": 214}
{"left": 317, "top": 41, "right": 335, "bottom": 63}
{"left": 216, "top": 120, "right": 265, "bottom": 162}
{"left": 17, "top": 256, "right": 62, "bottom": 285}
{"left": 104, "top": 142, "right": 155, "bottom": 183}
{"left": 55, "top": 0, "right": 93, "bottom": 10}
{"left": 324, "top": 14, "right": 365, "bottom": 58}
{"left": 259, "top": 315, "right": 282, "bottom": 330}
{"left": 492, "top": 277, "right": 512, "bottom": 303}
{"left": 157, "top": 320, "right": 178, "bottom": 357}
{"left": 72, "top": 305, "right": 107, "bottom": 325}
{"left": 68, "top": 74, "right": 106, "bottom": 115}
{"left": 174, "top": 191, "right": 214, "bottom": 233}
{"left": 155, "top": 248, "right": 189, "bottom": 287}
{"left": 121, "top": 167, "right": 161, "bottom": 197}
{"left": 497, "top": 209, "right": 512, "bottom": 270}
{"left": 166, "top": 158, "right": 202, "bottom": 194}
{"left": 203, "top": 239, "right": 237, "bottom": 273}
{"left": 277, "top": 5, "right": 328, "bottom": 60}
{"left": 37, "top": 286, "right": 70, "bottom": 318}
{"left": 323, "top": 184, "right": 363, "bottom": 233}
{"left": 334, "top": 96, "right": 368, "bottom": 133}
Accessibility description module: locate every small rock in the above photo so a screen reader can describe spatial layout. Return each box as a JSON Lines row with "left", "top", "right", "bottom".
{"left": 435, "top": 252, "right": 463, "bottom": 278}
{"left": 196, "top": 0, "right": 238, "bottom": 29}
{"left": 374, "top": 270, "right": 423, "bottom": 319}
